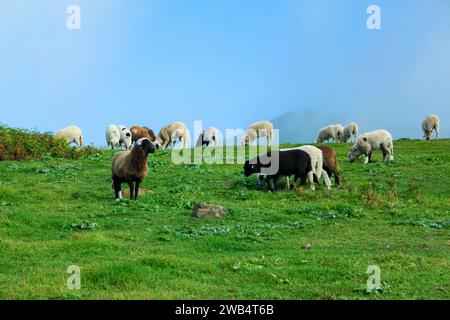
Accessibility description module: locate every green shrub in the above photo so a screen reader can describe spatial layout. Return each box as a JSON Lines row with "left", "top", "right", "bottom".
{"left": 0, "top": 124, "right": 96, "bottom": 161}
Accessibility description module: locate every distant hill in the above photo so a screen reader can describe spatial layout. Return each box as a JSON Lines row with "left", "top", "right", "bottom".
{"left": 272, "top": 109, "right": 350, "bottom": 144}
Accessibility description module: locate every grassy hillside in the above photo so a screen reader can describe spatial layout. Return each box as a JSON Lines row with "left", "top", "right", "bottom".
{"left": 0, "top": 139, "right": 449, "bottom": 299}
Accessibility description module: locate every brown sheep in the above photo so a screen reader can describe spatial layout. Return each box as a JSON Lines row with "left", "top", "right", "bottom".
{"left": 112, "top": 138, "right": 156, "bottom": 200}
{"left": 317, "top": 145, "right": 340, "bottom": 186}
{"left": 130, "top": 126, "right": 156, "bottom": 143}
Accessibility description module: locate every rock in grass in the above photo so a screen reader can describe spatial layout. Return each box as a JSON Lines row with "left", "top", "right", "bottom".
{"left": 192, "top": 203, "right": 226, "bottom": 218}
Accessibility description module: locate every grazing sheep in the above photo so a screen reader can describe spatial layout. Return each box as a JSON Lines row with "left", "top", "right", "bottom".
{"left": 316, "top": 125, "right": 341, "bottom": 143}
{"left": 155, "top": 121, "right": 190, "bottom": 149}
{"left": 317, "top": 145, "right": 340, "bottom": 186}
{"left": 196, "top": 127, "right": 219, "bottom": 147}
{"left": 421, "top": 114, "right": 440, "bottom": 141}
{"left": 130, "top": 126, "right": 156, "bottom": 144}
{"left": 111, "top": 138, "right": 156, "bottom": 200}
{"left": 279, "top": 145, "right": 332, "bottom": 190}
{"left": 342, "top": 122, "right": 359, "bottom": 143}
{"left": 243, "top": 149, "right": 314, "bottom": 192}
{"left": 105, "top": 125, "right": 121, "bottom": 150}
{"left": 55, "top": 125, "right": 83, "bottom": 149}
{"left": 335, "top": 124, "right": 345, "bottom": 142}
{"left": 118, "top": 125, "right": 132, "bottom": 150}
{"left": 242, "top": 121, "right": 273, "bottom": 146}
{"left": 348, "top": 130, "right": 394, "bottom": 164}
{"left": 257, "top": 145, "right": 333, "bottom": 190}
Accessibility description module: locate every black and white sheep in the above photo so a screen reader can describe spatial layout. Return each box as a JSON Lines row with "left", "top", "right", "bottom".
{"left": 244, "top": 149, "right": 314, "bottom": 192}
{"left": 348, "top": 129, "right": 394, "bottom": 164}
{"left": 118, "top": 125, "right": 132, "bottom": 150}
{"left": 195, "top": 127, "right": 219, "bottom": 147}
{"left": 111, "top": 138, "right": 156, "bottom": 200}
{"left": 257, "top": 145, "right": 332, "bottom": 190}
{"left": 421, "top": 114, "right": 440, "bottom": 141}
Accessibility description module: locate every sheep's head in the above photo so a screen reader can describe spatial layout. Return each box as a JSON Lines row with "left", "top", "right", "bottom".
{"left": 154, "top": 137, "right": 164, "bottom": 149}
{"left": 424, "top": 130, "right": 432, "bottom": 140}
{"left": 242, "top": 134, "right": 250, "bottom": 146}
{"left": 243, "top": 159, "right": 260, "bottom": 177}
{"left": 135, "top": 138, "right": 156, "bottom": 154}
{"left": 348, "top": 137, "right": 369, "bottom": 163}
{"left": 242, "top": 129, "right": 257, "bottom": 146}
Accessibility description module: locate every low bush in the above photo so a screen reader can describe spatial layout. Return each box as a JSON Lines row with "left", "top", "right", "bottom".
{"left": 0, "top": 124, "right": 96, "bottom": 161}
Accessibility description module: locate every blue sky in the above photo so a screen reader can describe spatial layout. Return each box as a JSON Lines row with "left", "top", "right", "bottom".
{"left": 1, "top": 0, "right": 449, "bottom": 145}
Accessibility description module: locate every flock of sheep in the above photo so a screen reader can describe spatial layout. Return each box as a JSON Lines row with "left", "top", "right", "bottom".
{"left": 52, "top": 114, "right": 441, "bottom": 200}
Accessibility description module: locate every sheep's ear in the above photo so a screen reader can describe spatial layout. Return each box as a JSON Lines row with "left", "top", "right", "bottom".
{"left": 363, "top": 137, "right": 368, "bottom": 142}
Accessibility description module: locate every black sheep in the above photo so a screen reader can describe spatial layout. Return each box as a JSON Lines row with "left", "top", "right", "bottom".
{"left": 243, "top": 149, "right": 313, "bottom": 192}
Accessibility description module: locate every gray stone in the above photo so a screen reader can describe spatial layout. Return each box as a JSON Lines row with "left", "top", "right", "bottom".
{"left": 192, "top": 203, "right": 226, "bottom": 218}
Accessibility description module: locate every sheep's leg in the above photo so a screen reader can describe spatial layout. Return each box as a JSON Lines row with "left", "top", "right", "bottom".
{"left": 134, "top": 182, "right": 140, "bottom": 200}
{"left": 266, "top": 178, "right": 276, "bottom": 192}
{"left": 113, "top": 178, "right": 122, "bottom": 201}
{"left": 435, "top": 126, "right": 439, "bottom": 140}
{"left": 307, "top": 171, "right": 315, "bottom": 191}
{"left": 364, "top": 152, "right": 370, "bottom": 164}
{"left": 272, "top": 176, "right": 279, "bottom": 192}
{"left": 332, "top": 170, "right": 340, "bottom": 187}
{"left": 322, "top": 171, "right": 332, "bottom": 190}
{"left": 299, "top": 174, "right": 307, "bottom": 186}
{"left": 285, "top": 176, "right": 290, "bottom": 191}
{"left": 128, "top": 182, "right": 134, "bottom": 200}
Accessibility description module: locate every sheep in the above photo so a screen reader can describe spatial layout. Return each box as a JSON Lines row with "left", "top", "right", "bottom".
{"left": 130, "top": 126, "right": 156, "bottom": 144}
{"left": 316, "top": 124, "right": 342, "bottom": 143}
{"left": 348, "top": 129, "right": 394, "bottom": 164}
{"left": 242, "top": 121, "right": 273, "bottom": 146}
{"left": 155, "top": 121, "right": 190, "bottom": 149}
{"left": 317, "top": 145, "right": 340, "bottom": 186}
{"left": 243, "top": 149, "right": 314, "bottom": 192}
{"left": 335, "top": 124, "right": 345, "bottom": 142}
{"left": 55, "top": 125, "right": 83, "bottom": 149}
{"left": 105, "top": 125, "right": 121, "bottom": 150}
{"left": 111, "top": 137, "right": 156, "bottom": 200}
{"left": 342, "top": 122, "right": 359, "bottom": 143}
{"left": 258, "top": 145, "right": 332, "bottom": 190}
{"left": 421, "top": 114, "right": 440, "bottom": 141}
{"left": 196, "top": 127, "right": 219, "bottom": 147}
{"left": 118, "top": 125, "right": 132, "bottom": 150}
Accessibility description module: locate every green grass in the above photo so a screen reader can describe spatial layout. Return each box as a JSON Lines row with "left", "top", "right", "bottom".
{"left": 0, "top": 139, "right": 449, "bottom": 299}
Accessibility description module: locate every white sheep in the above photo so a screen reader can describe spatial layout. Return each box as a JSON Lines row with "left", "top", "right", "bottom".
{"left": 118, "top": 125, "right": 132, "bottom": 150}
{"left": 196, "top": 127, "right": 220, "bottom": 147}
{"left": 316, "top": 125, "right": 341, "bottom": 143}
{"left": 242, "top": 121, "right": 273, "bottom": 146}
{"left": 55, "top": 125, "right": 83, "bottom": 149}
{"left": 106, "top": 125, "right": 121, "bottom": 150}
{"left": 342, "top": 122, "right": 359, "bottom": 143}
{"left": 348, "top": 129, "right": 394, "bottom": 164}
{"left": 155, "top": 121, "right": 190, "bottom": 149}
{"left": 335, "top": 124, "right": 344, "bottom": 142}
{"left": 421, "top": 114, "right": 440, "bottom": 141}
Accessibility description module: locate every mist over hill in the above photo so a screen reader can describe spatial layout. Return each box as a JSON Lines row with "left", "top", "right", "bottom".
{"left": 272, "top": 109, "right": 350, "bottom": 144}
